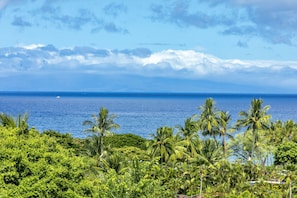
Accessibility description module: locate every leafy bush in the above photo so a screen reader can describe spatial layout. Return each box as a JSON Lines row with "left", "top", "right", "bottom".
{"left": 274, "top": 141, "right": 297, "bottom": 165}
{"left": 104, "top": 133, "right": 147, "bottom": 150}
{"left": 42, "top": 130, "right": 84, "bottom": 154}
{"left": 0, "top": 127, "right": 97, "bottom": 197}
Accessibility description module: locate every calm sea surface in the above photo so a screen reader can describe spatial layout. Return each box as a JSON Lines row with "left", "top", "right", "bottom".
{"left": 0, "top": 92, "right": 297, "bottom": 138}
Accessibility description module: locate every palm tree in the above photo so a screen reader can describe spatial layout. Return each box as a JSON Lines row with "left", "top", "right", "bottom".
{"left": 84, "top": 135, "right": 101, "bottom": 157}
{"left": 217, "top": 111, "right": 234, "bottom": 158}
{"left": 192, "top": 139, "right": 223, "bottom": 166}
{"left": 198, "top": 98, "right": 220, "bottom": 139}
{"left": 235, "top": 98, "right": 271, "bottom": 161}
{"left": 266, "top": 120, "right": 297, "bottom": 164}
{"left": 148, "top": 126, "right": 176, "bottom": 164}
{"left": 100, "top": 151, "right": 126, "bottom": 174}
{"left": 0, "top": 112, "right": 29, "bottom": 134}
{"left": 0, "top": 112, "right": 16, "bottom": 128}
{"left": 16, "top": 113, "right": 29, "bottom": 134}
{"left": 283, "top": 120, "right": 296, "bottom": 141}
{"left": 268, "top": 120, "right": 283, "bottom": 145}
{"left": 82, "top": 107, "right": 120, "bottom": 156}
{"left": 267, "top": 120, "right": 292, "bottom": 146}
{"left": 175, "top": 116, "right": 200, "bottom": 158}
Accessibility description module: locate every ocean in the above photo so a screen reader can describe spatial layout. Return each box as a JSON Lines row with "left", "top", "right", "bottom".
{"left": 0, "top": 92, "right": 297, "bottom": 138}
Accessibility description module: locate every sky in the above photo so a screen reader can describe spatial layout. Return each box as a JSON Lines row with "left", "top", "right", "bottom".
{"left": 1, "top": 0, "right": 297, "bottom": 93}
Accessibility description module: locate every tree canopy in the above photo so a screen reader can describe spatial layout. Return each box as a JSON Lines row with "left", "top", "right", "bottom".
{"left": 1, "top": 98, "right": 297, "bottom": 197}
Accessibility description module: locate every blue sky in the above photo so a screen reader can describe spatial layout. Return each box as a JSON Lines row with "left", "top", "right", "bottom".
{"left": 1, "top": 0, "right": 297, "bottom": 93}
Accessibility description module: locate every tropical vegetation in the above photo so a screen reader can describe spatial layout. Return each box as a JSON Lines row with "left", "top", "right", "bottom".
{"left": 1, "top": 98, "right": 297, "bottom": 197}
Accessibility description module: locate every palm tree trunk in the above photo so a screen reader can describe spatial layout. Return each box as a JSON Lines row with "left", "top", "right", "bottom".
{"left": 251, "top": 130, "right": 257, "bottom": 164}
{"left": 200, "top": 172, "right": 203, "bottom": 198}
{"left": 100, "top": 130, "right": 104, "bottom": 156}
{"left": 251, "top": 136, "right": 255, "bottom": 162}
{"left": 222, "top": 136, "right": 226, "bottom": 159}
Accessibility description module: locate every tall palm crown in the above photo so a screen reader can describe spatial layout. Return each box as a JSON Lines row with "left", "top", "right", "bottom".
{"left": 198, "top": 98, "right": 220, "bottom": 138}
{"left": 193, "top": 139, "right": 223, "bottom": 165}
{"left": 148, "top": 126, "right": 175, "bottom": 164}
{"left": 283, "top": 120, "right": 296, "bottom": 141}
{"left": 269, "top": 120, "right": 297, "bottom": 144}
{"left": 235, "top": 98, "right": 271, "bottom": 159}
{"left": 218, "top": 111, "right": 234, "bottom": 157}
{"left": 0, "top": 112, "right": 29, "bottom": 134}
{"left": 0, "top": 112, "right": 17, "bottom": 128}
{"left": 176, "top": 117, "right": 200, "bottom": 157}
{"left": 83, "top": 107, "right": 120, "bottom": 156}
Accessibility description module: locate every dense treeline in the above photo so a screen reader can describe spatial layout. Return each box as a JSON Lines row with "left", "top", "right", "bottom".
{"left": 1, "top": 98, "right": 297, "bottom": 197}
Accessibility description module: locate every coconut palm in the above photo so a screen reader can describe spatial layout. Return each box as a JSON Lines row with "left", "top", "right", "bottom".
{"left": 217, "top": 111, "right": 234, "bottom": 158}
{"left": 100, "top": 151, "right": 127, "bottom": 174}
{"left": 192, "top": 139, "right": 223, "bottom": 166}
{"left": 266, "top": 120, "right": 297, "bottom": 164}
{"left": 235, "top": 98, "right": 271, "bottom": 161}
{"left": 198, "top": 98, "right": 220, "bottom": 139}
{"left": 82, "top": 107, "right": 120, "bottom": 156}
{"left": 283, "top": 120, "right": 296, "bottom": 141}
{"left": 230, "top": 132, "right": 256, "bottom": 162}
{"left": 268, "top": 120, "right": 283, "bottom": 145}
{"left": 0, "top": 112, "right": 29, "bottom": 134}
{"left": 148, "top": 126, "right": 176, "bottom": 164}
{"left": 0, "top": 112, "right": 16, "bottom": 127}
{"left": 232, "top": 126, "right": 271, "bottom": 165}
{"left": 175, "top": 116, "right": 200, "bottom": 158}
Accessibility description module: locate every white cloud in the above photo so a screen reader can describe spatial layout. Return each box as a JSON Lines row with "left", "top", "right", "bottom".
{"left": 140, "top": 49, "right": 297, "bottom": 76}
{"left": 18, "top": 44, "right": 45, "bottom": 50}
{"left": 1, "top": 45, "right": 297, "bottom": 90}
{"left": 140, "top": 50, "right": 224, "bottom": 75}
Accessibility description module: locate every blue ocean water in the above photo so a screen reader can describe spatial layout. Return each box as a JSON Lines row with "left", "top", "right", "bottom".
{"left": 0, "top": 92, "right": 297, "bottom": 138}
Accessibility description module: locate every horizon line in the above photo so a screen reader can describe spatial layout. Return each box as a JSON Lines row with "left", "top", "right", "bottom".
{"left": 1, "top": 91, "right": 297, "bottom": 97}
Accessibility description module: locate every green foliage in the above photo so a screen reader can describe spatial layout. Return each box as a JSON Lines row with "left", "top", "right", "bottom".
{"left": 175, "top": 116, "right": 200, "bottom": 158}
{"left": 104, "top": 133, "right": 147, "bottom": 150}
{"left": 42, "top": 130, "right": 84, "bottom": 154}
{"left": 96, "top": 168, "right": 172, "bottom": 198}
{"left": 269, "top": 120, "right": 297, "bottom": 145}
{"left": 193, "top": 139, "right": 223, "bottom": 165}
{"left": 274, "top": 141, "right": 297, "bottom": 165}
{"left": 147, "top": 126, "right": 176, "bottom": 163}
{"left": 0, "top": 112, "right": 17, "bottom": 128}
{"left": 1, "top": 98, "right": 297, "bottom": 197}
{"left": 82, "top": 107, "right": 120, "bottom": 156}
{"left": 235, "top": 98, "right": 271, "bottom": 160}
{"left": 198, "top": 98, "right": 220, "bottom": 138}
{"left": 112, "top": 146, "right": 150, "bottom": 161}
{"left": 0, "top": 112, "right": 29, "bottom": 135}
{"left": 0, "top": 126, "right": 96, "bottom": 197}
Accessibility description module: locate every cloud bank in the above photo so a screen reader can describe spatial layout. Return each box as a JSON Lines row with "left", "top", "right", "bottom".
{"left": 2, "top": 0, "right": 128, "bottom": 34}
{"left": 1, "top": 44, "right": 297, "bottom": 92}
{"left": 2, "top": 0, "right": 297, "bottom": 46}
{"left": 151, "top": 0, "right": 297, "bottom": 45}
